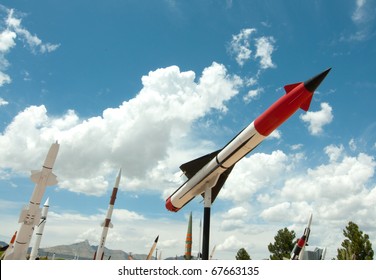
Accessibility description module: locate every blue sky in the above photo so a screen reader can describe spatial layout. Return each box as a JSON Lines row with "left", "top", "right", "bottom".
{"left": 1, "top": 0, "right": 375, "bottom": 260}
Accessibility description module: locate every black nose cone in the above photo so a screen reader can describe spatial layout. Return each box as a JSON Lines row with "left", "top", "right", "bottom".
{"left": 304, "top": 68, "right": 331, "bottom": 92}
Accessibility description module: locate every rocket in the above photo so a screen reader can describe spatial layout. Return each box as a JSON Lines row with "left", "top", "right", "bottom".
{"left": 0, "top": 231, "right": 17, "bottom": 260}
{"left": 4, "top": 142, "right": 59, "bottom": 260}
{"left": 94, "top": 169, "right": 121, "bottom": 260}
{"left": 291, "top": 213, "right": 313, "bottom": 260}
{"left": 166, "top": 68, "right": 331, "bottom": 212}
{"left": 184, "top": 212, "right": 193, "bottom": 260}
{"left": 29, "top": 198, "right": 50, "bottom": 260}
{"left": 146, "top": 235, "right": 159, "bottom": 260}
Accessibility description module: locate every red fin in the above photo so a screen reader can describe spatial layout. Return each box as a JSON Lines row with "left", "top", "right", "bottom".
{"left": 300, "top": 94, "right": 313, "bottom": 111}
{"left": 284, "top": 83, "right": 301, "bottom": 94}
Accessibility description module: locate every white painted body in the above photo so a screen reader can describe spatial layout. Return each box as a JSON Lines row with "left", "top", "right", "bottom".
{"left": 4, "top": 142, "right": 59, "bottom": 260}
{"left": 169, "top": 122, "right": 265, "bottom": 210}
{"left": 94, "top": 169, "right": 121, "bottom": 260}
{"left": 29, "top": 198, "right": 50, "bottom": 260}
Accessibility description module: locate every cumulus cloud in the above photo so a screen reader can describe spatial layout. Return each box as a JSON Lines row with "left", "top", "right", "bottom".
{"left": 255, "top": 36, "right": 276, "bottom": 69}
{"left": 228, "top": 28, "right": 256, "bottom": 66}
{"left": 0, "top": 63, "right": 242, "bottom": 196}
{"left": 300, "top": 102, "right": 333, "bottom": 135}
{"left": 243, "top": 87, "right": 264, "bottom": 103}
{"left": 228, "top": 28, "right": 276, "bottom": 69}
{"left": 219, "top": 150, "right": 291, "bottom": 203}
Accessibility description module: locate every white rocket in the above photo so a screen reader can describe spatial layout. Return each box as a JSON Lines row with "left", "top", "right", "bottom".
{"left": 94, "top": 169, "right": 121, "bottom": 260}
{"left": 29, "top": 198, "right": 50, "bottom": 260}
{"left": 4, "top": 142, "right": 59, "bottom": 260}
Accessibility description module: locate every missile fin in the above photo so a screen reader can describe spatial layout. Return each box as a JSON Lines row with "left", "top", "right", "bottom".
{"left": 109, "top": 222, "right": 113, "bottom": 228}
{"left": 30, "top": 170, "right": 42, "bottom": 183}
{"left": 46, "top": 173, "right": 58, "bottom": 186}
{"left": 180, "top": 150, "right": 220, "bottom": 179}
{"left": 201, "top": 166, "right": 234, "bottom": 203}
{"left": 284, "top": 83, "right": 301, "bottom": 93}
{"left": 300, "top": 94, "right": 313, "bottom": 111}
{"left": 18, "top": 207, "right": 29, "bottom": 223}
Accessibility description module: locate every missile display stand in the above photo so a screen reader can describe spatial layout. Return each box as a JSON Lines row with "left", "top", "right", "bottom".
{"left": 202, "top": 186, "right": 212, "bottom": 260}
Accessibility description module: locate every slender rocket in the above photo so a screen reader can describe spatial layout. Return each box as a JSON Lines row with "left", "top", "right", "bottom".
{"left": 29, "top": 198, "right": 50, "bottom": 260}
{"left": 146, "top": 235, "right": 159, "bottom": 260}
{"left": 94, "top": 169, "right": 121, "bottom": 260}
{"left": 4, "top": 142, "right": 59, "bottom": 260}
{"left": 0, "top": 231, "right": 17, "bottom": 260}
{"left": 291, "top": 213, "right": 313, "bottom": 260}
{"left": 184, "top": 212, "right": 193, "bottom": 260}
{"left": 166, "top": 68, "right": 331, "bottom": 212}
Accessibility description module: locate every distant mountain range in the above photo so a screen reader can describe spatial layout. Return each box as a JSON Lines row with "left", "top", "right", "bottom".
{"left": 1, "top": 240, "right": 188, "bottom": 260}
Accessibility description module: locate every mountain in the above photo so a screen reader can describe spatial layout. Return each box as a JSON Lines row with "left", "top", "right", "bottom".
{"left": 37, "top": 240, "right": 151, "bottom": 260}
{"left": 0, "top": 240, "right": 150, "bottom": 260}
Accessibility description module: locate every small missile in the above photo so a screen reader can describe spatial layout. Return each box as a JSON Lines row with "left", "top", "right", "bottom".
{"left": 146, "top": 235, "right": 159, "bottom": 260}
{"left": 94, "top": 169, "right": 121, "bottom": 260}
{"left": 184, "top": 212, "right": 193, "bottom": 260}
{"left": 0, "top": 231, "right": 17, "bottom": 260}
{"left": 291, "top": 213, "right": 313, "bottom": 260}
{"left": 4, "top": 142, "right": 59, "bottom": 260}
{"left": 29, "top": 198, "right": 50, "bottom": 260}
{"left": 166, "top": 68, "right": 331, "bottom": 212}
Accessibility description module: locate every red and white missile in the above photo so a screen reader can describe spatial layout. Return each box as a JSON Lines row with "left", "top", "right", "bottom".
{"left": 291, "top": 213, "right": 313, "bottom": 260}
{"left": 29, "top": 198, "right": 50, "bottom": 260}
{"left": 166, "top": 69, "right": 331, "bottom": 212}
{"left": 4, "top": 142, "right": 59, "bottom": 260}
{"left": 94, "top": 169, "right": 121, "bottom": 260}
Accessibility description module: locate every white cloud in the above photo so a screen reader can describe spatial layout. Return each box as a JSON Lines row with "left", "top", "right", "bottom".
{"left": 255, "top": 36, "right": 276, "bottom": 69}
{"left": 300, "top": 102, "right": 333, "bottom": 135}
{"left": 5, "top": 9, "right": 60, "bottom": 54}
{"left": 0, "top": 7, "right": 59, "bottom": 88}
{"left": 229, "top": 28, "right": 256, "bottom": 66}
{"left": 0, "top": 29, "right": 16, "bottom": 52}
{"left": 228, "top": 29, "right": 277, "bottom": 70}
{"left": 340, "top": 0, "right": 375, "bottom": 42}
{"left": 216, "top": 235, "right": 246, "bottom": 252}
{"left": 349, "top": 138, "right": 357, "bottom": 151}
{"left": 220, "top": 150, "right": 290, "bottom": 203}
{"left": 324, "top": 144, "right": 344, "bottom": 162}
{"left": 0, "top": 63, "right": 242, "bottom": 196}
{"left": 352, "top": 0, "right": 368, "bottom": 24}
{"left": 243, "top": 87, "right": 263, "bottom": 103}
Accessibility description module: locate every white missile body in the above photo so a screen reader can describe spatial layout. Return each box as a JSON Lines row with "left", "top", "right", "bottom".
{"left": 29, "top": 198, "right": 50, "bottom": 260}
{"left": 94, "top": 169, "right": 121, "bottom": 260}
{"left": 4, "top": 142, "right": 59, "bottom": 260}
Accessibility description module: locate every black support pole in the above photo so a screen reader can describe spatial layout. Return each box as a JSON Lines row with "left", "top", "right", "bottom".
{"left": 202, "top": 187, "right": 212, "bottom": 260}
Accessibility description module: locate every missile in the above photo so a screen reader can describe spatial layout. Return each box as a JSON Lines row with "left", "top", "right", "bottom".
{"left": 29, "top": 198, "right": 50, "bottom": 260}
{"left": 291, "top": 213, "right": 313, "bottom": 260}
{"left": 166, "top": 68, "right": 331, "bottom": 212}
{"left": 184, "top": 212, "right": 193, "bottom": 260}
{"left": 4, "top": 142, "right": 59, "bottom": 260}
{"left": 146, "top": 235, "right": 159, "bottom": 260}
{"left": 0, "top": 231, "right": 17, "bottom": 260}
{"left": 94, "top": 169, "right": 121, "bottom": 260}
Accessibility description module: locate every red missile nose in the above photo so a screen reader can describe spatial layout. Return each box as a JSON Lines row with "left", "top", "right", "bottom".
{"left": 166, "top": 197, "right": 180, "bottom": 212}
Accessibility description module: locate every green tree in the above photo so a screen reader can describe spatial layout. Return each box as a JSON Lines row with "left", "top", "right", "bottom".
{"left": 235, "top": 248, "right": 251, "bottom": 260}
{"left": 268, "top": 227, "right": 296, "bottom": 260}
{"left": 337, "top": 221, "right": 374, "bottom": 260}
